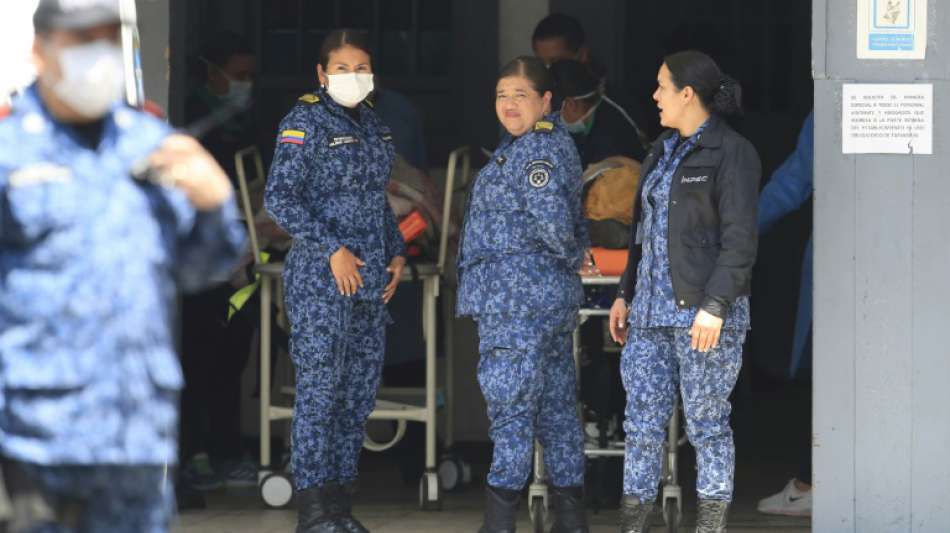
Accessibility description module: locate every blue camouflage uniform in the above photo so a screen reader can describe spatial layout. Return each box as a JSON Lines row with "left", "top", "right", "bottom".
{"left": 0, "top": 84, "right": 246, "bottom": 531}
{"left": 264, "top": 89, "right": 404, "bottom": 491}
{"left": 622, "top": 121, "right": 749, "bottom": 502}
{"left": 457, "top": 115, "right": 589, "bottom": 490}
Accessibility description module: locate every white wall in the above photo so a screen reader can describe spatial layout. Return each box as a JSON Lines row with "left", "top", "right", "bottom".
{"left": 498, "top": 0, "right": 549, "bottom": 66}
{"left": 0, "top": 0, "right": 41, "bottom": 104}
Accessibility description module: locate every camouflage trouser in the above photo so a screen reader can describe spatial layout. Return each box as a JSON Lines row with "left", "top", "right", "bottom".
{"left": 0, "top": 462, "right": 171, "bottom": 533}
{"left": 476, "top": 313, "right": 585, "bottom": 490}
{"left": 621, "top": 327, "right": 745, "bottom": 501}
{"left": 286, "top": 295, "right": 387, "bottom": 491}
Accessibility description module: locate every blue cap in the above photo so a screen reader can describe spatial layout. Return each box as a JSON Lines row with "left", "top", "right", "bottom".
{"left": 33, "top": 0, "right": 121, "bottom": 33}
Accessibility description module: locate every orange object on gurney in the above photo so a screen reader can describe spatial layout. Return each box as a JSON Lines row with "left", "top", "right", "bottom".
{"left": 399, "top": 209, "right": 427, "bottom": 243}
{"left": 590, "top": 247, "right": 628, "bottom": 276}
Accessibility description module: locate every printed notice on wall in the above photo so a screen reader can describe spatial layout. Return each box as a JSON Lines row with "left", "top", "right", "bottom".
{"left": 857, "top": 0, "right": 927, "bottom": 59}
{"left": 842, "top": 84, "right": 932, "bottom": 155}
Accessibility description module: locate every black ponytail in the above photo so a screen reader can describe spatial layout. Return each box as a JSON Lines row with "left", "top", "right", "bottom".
{"left": 664, "top": 50, "right": 742, "bottom": 117}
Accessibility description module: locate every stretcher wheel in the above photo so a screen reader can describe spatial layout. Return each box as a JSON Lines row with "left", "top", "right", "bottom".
{"left": 419, "top": 471, "right": 442, "bottom": 510}
{"left": 662, "top": 496, "right": 681, "bottom": 533}
{"left": 437, "top": 454, "right": 471, "bottom": 492}
{"left": 259, "top": 472, "right": 294, "bottom": 509}
{"left": 528, "top": 496, "right": 547, "bottom": 533}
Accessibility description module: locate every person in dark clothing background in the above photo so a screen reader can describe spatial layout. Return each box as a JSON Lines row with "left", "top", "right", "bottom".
{"left": 185, "top": 31, "right": 257, "bottom": 183}
{"left": 549, "top": 59, "right": 646, "bottom": 166}
{"left": 178, "top": 32, "right": 261, "bottom": 502}
{"left": 370, "top": 86, "right": 427, "bottom": 170}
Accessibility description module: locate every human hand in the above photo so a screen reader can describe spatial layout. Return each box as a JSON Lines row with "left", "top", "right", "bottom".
{"left": 330, "top": 247, "right": 365, "bottom": 296}
{"left": 609, "top": 298, "right": 629, "bottom": 345}
{"left": 147, "top": 134, "right": 233, "bottom": 211}
{"left": 382, "top": 256, "right": 406, "bottom": 303}
{"left": 690, "top": 309, "right": 724, "bottom": 352}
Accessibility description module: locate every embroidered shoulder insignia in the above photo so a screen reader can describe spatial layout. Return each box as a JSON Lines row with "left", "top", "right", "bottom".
{"left": 533, "top": 120, "right": 554, "bottom": 133}
{"left": 298, "top": 93, "right": 321, "bottom": 104}
{"left": 525, "top": 159, "right": 554, "bottom": 188}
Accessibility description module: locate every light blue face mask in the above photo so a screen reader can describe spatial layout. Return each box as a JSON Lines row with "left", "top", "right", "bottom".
{"left": 561, "top": 91, "right": 599, "bottom": 135}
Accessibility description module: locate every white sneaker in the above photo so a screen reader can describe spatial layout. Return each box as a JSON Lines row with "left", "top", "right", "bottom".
{"left": 757, "top": 479, "right": 812, "bottom": 517}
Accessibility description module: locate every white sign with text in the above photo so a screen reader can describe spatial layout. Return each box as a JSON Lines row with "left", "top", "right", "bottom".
{"left": 842, "top": 84, "right": 932, "bottom": 155}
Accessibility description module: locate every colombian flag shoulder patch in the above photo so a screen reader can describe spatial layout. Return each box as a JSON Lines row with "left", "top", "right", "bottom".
{"left": 280, "top": 129, "right": 306, "bottom": 145}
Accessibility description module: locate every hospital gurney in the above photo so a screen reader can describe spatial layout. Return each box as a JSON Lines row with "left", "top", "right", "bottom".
{"left": 235, "top": 146, "right": 471, "bottom": 510}
{"left": 528, "top": 275, "right": 685, "bottom": 533}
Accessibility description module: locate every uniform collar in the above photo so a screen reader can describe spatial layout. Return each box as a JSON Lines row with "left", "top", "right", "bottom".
{"left": 19, "top": 83, "right": 128, "bottom": 151}
{"left": 694, "top": 115, "right": 724, "bottom": 148}
{"left": 318, "top": 86, "right": 371, "bottom": 125}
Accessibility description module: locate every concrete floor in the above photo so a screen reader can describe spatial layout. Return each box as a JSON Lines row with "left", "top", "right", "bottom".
{"left": 173, "top": 359, "right": 813, "bottom": 532}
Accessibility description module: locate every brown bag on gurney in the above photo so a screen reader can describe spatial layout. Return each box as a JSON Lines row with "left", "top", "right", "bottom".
{"left": 582, "top": 156, "right": 641, "bottom": 249}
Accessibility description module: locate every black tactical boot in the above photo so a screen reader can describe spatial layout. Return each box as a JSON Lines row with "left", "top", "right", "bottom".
{"left": 328, "top": 482, "right": 370, "bottom": 533}
{"left": 619, "top": 495, "right": 653, "bottom": 533}
{"left": 296, "top": 485, "right": 346, "bottom": 533}
{"left": 549, "top": 486, "right": 589, "bottom": 533}
{"left": 478, "top": 485, "right": 521, "bottom": 533}
{"left": 695, "top": 499, "right": 729, "bottom": 533}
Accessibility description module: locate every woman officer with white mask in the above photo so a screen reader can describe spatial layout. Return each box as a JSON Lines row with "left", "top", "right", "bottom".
{"left": 265, "top": 29, "right": 406, "bottom": 533}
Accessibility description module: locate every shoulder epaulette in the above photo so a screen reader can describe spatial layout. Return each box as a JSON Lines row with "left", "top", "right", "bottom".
{"left": 298, "top": 93, "right": 321, "bottom": 105}
{"left": 533, "top": 120, "right": 554, "bottom": 133}
{"left": 0, "top": 105, "right": 11, "bottom": 121}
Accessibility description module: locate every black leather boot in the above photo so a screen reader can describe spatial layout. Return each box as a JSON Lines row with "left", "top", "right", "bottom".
{"left": 328, "top": 482, "right": 370, "bottom": 533}
{"left": 478, "top": 485, "right": 521, "bottom": 533}
{"left": 695, "top": 499, "right": 729, "bottom": 533}
{"left": 549, "top": 486, "right": 589, "bottom": 533}
{"left": 296, "top": 486, "right": 346, "bottom": 533}
{"left": 619, "top": 495, "right": 653, "bottom": 533}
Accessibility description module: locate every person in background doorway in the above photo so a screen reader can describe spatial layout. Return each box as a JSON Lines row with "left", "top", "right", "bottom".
{"left": 177, "top": 31, "right": 261, "bottom": 501}
{"left": 370, "top": 86, "right": 427, "bottom": 171}
{"left": 549, "top": 59, "right": 646, "bottom": 166}
{"left": 186, "top": 31, "right": 257, "bottom": 184}
{"left": 532, "top": 14, "right": 649, "bottom": 156}
{"left": 0, "top": 0, "right": 245, "bottom": 530}
{"left": 531, "top": 13, "right": 591, "bottom": 69}
{"left": 608, "top": 51, "right": 761, "bottom": 533}
{"left": 755, "top": 111, "right": 815, "bottom": 518}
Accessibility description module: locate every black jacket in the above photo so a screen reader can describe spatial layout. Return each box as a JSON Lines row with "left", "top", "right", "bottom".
{"left": 616, "top": 115, "right": 761, "bottom": 318}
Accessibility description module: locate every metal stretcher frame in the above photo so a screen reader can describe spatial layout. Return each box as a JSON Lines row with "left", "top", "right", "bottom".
{"left": 527, "top": 275, "right": 684, "bottom": 532}
{"left": 237, "top": 145, "right": 472, "bottom": 510}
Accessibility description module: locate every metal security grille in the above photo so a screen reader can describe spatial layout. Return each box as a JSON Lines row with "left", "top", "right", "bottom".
{"left": 254, "top": 0, "right": 451, "bottom": 82}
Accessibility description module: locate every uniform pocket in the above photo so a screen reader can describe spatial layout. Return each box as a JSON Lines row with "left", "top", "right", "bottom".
{"left": 5, "top": 172, "right": 84, "bottom": 242}
{"left": 679, "top": 229, "right": 720, "bottom": 286}
{"left": 477, "top": 347, "right": 538, "bottom": 409}
{"left": 681, "top": 228, "right": 721, "bottom": 248}
{"left": 0, "top": 324, "right": 98, "bottom": 389}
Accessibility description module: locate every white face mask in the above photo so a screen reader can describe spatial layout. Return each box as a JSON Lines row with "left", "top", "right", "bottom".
{"left": 202, "top": 57, "right": 253, "bottom": 108}
{"left": 562, "top": 97, "right": 598, "bottom": 134}
{"left": 326, "top": 73, "right": 374, "bottom": 108}
{"left": 47, "top": 40, "right": 125, "bottom": 119}
{"left": 225, "top": 78, "right": 253, "bottom": 108}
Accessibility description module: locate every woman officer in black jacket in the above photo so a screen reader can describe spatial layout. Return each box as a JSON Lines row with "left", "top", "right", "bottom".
{"left": 607, "top": 51, "right": 761, "bottom": 533}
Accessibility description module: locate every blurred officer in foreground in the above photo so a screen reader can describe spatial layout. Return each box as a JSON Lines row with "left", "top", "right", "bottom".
{"left": 0, "top": 0, "right": 245, "bottom": 531}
